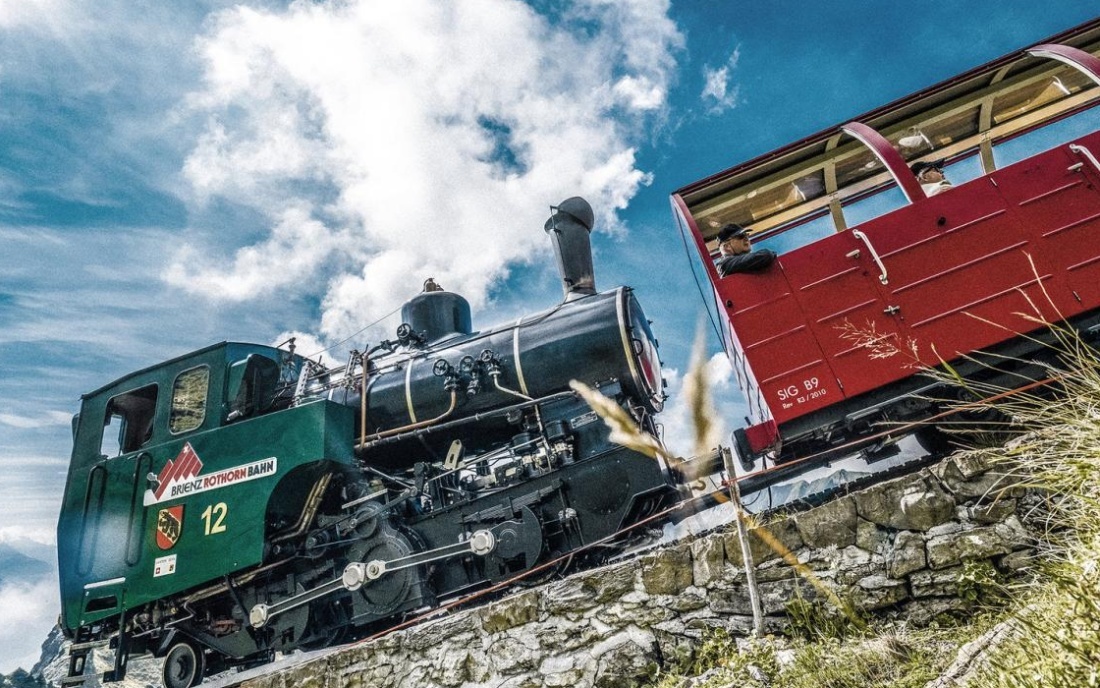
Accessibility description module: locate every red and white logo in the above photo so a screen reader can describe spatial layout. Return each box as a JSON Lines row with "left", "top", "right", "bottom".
{"left": 144, "top": 443, "right": 278, "bottom": 506}
{"left": 153, "top": 443, "right": 204, "bottom": 501}
{"left": 156, "top": 505, "right": 184, "bottom": 550}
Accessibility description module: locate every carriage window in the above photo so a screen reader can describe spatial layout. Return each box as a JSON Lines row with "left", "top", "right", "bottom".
{"left": 170, "top": 366, "right": 209, "bottom": 434}
{"left": 101, "top": 384, "right": 158, "bottom": 457}
{"left": 843, "top": 185, "right": 906, "bottom": 228}
{"left": 754, "top": 213, "right": 836, "bottom": 255}
{"left": 936, "top": 155, "right": 984, "bottom": 188}
{"left": 992, "top": 107, "right": 1100, "bottom": 169}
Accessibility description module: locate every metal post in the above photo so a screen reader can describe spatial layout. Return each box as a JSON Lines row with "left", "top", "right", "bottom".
{"left": 722, "top": 446, "right": 765, "bottom": 635}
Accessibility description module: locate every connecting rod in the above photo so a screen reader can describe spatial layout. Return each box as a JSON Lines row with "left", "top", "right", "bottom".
{"left": 248, "top": 529, "right": 496, "bottom": 629}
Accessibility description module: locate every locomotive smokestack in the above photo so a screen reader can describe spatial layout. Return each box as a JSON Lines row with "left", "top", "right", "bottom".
{"left": 544, "top": 196, "right": 596, "bottom": 301}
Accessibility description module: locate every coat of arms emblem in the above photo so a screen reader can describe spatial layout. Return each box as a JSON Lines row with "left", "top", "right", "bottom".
{"left": 156, "top": 505, "right": 184, "bottom": 550}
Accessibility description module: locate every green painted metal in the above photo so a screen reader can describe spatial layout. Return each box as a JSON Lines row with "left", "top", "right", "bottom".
{"left": 57, "top": 343, "right": 355, "bottom": 632}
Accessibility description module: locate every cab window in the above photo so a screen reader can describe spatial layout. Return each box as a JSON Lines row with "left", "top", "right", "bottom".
{"left": 169, "top": 366, "right": 209, "bottom": 434}
{"left": 101, "top": 384, "right": 158, "bottom": 457}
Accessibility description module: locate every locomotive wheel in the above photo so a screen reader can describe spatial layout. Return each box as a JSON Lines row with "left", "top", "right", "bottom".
{"left": 162, "top": 640, "right": 205, "bottom": 688}
{"left": 355, "top": 533, "right": 416, "bottom": 614}
{"left": 486, "top": 506, "right": 544, "bottom": 582}
{"left": 299, "top": 600, "right": 349, "bottom": 650}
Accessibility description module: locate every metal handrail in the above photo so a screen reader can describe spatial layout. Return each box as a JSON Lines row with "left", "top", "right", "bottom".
{"left": 852, "top": 230, "right": 889, "bottom": 285}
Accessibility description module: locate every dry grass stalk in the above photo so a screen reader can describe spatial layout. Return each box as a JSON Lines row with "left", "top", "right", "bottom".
{"left": 683, "top": 323, "right": 722, "bottom": 457}
{"left": 568, "top": 379, "right": 674, "bottom": 463}
{"left": 571, "top": 332, "right": 860, "bottom": 633}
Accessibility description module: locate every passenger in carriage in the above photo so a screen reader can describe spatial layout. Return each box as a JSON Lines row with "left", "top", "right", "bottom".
{"left": 715, "top": 223, "right": 777, "bottom": 277}
{"left": 911, "top": 160, "right": 953, "bottom": 197}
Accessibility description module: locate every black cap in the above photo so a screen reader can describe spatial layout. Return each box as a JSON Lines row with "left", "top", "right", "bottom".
{"left": 910, "top": 159, "right": 944, "bottom": 176}
{"left": 717, "top": 223, "right": 748, "bottom": 243}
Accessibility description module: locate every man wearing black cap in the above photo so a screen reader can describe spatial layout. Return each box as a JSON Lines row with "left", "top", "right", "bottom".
{"left": 911, "top": 160, "right": 952, "bottom": 197}
{"left": 715, "top": 223, "right": 777, "bottom": 277}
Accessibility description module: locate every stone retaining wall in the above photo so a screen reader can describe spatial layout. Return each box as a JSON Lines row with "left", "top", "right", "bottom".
{"left": 239, "top": 453, "right": 1037, "bottom": 688}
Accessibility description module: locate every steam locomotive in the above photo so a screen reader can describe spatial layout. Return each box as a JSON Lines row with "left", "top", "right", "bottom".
{"left": 59, "top": 23, "right": 1100, "bottom": 688}
{"left": 56, "top": 198, "right": 680, "bottom": 688}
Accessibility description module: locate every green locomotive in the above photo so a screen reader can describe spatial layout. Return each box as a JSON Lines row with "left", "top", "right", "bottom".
{"left": 57, "top": 198, "right": 680, "bottom": 688}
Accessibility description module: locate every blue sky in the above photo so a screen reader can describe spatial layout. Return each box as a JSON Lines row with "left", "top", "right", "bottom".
{"left": 1, "top": 0, "right": 1097, "bottom": 672}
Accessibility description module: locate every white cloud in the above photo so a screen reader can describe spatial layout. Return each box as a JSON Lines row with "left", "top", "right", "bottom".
{"left": 172, "top": 0, "right": 683, "bottom": 342}
{"left": 270, "top": 330, "right": 327, "bottom": 361}
{"left": 701, "top": 45, "right": 741, "bottom": 114}
{"left": 0, "top": 0, "right": 73, "bottom": 30}
{"left": 167, "top": 204, "right": 349, "bottom": 300}
{"left": 660, "top": 352, "right": 735, "bottom": 458}
{"left": 0, "top": 410, "right": 72, "bottom": 429}
{"left": 0, "top": 526, "right": 56, "bottom": 548}
{"left": 0, "top": 575, "right": 58, "bottom": 673}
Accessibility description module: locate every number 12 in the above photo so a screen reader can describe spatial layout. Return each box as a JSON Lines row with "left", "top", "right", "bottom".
{"left": 201, "top": 502, "right": 228, "bottom": 535}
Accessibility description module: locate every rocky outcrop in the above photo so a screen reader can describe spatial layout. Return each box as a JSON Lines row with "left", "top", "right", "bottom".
{"left": 228, "top": 454, "right": 1034, "bottom": 688}
{"left": 30, "top": 626, "right": 161, "bottom": 688}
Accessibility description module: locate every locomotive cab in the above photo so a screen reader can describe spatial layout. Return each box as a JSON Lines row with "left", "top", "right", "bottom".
{"left": 57, "top": 343, "right": 355, "bottom": 648}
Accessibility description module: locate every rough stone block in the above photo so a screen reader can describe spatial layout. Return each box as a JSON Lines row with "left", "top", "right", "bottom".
{"left": 593, "top": 597, "right": 672, "bottom": 628}
{"left": 887, "top": 530, "right": 927, "bottom": 579}
{"left": 910, "top": 566, "right": 963, "bottom": 597}
{"left": 479, "top": 590, "right": 539, "bottom": 634}
{"left": 754, "top": 565, "right": 799, "bottom": 583}
{"left": 464, "top": 650, "right": 492, "bottom": 683}
{"left": 795, "top": 547, "right": 843, "bottom": 572}
{"left": 709, "top": 577, "right": 821, "bottom": 616}
{"left": 927, "top": 526, "right": 1014, "bottom": 569}
{"left": 994, "top": 515, "right": 1033, "bottom": 546}
{"left": 591, "top": 628, "right": 659, "bottom": 688}
{"left": 795, "top": 497, "right": 858, "bottom": 548}
{"left": 997, "top": 548, "right": 1037, "bottom": 572}
{"left": 434, "top": 649, "right": 470, "bottom": 687}
{"left": 534, "top": 618, "right": 603, "bottom": 653}
{"left": 856, "top": 518, "right": 889, "bottom": 554}
{"left": 706, "top": 587, "right": 743, "bottom": 615}
{"left": 949, "top": 453, "right": 993, "bottom": 480}
{"left": 652, "top": 624, "right": 697, "bottom": 669}
{"left": 926, "top": 521, "right": 964, "bottom": 538}
{"left": 539, "top": 656, "right": 581, "bottom": 687}
{"left": 404, "top": 613, "right": 480, "bottom": 651}
{"left": 542, "top": 577, "right": 601, "bottom": 616}
{"left": 724, "top": 517, "right": 803, "bottom": 568}
{"left": 691, "top": 536, "right": 726, "bottom": 588}
{"left": 640, "top": 543, "right": 694, "bottom": 595}
{"left": 853, "top": 473, "right": 955, "bottom": 531}
{"left": 969, "top": 498, "right": 1016, "bottom": 524}
{"left": 485, "top": 635, "right": 540, "bottom": 674}
{"left": 835, "top": 546, "right": 885, "bottom": 585}
{"left": 666, "top": 588, "right": 709, "bottom": 612}
{"left": 578, "top": 562, "right": 638, "bottom": 604}
{"left": 851, "top": 574, "right": 909, "bottom": 611}
{"left": 934, "top": 455, "right": 1017, "bottom": 501}
{"left": 902, "top": 596, "right": 971, "bottom": 625}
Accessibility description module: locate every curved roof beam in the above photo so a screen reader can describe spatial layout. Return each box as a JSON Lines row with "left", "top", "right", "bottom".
{"left": 1027, "top": 43, "right": 1100, "bottom": 87}
{"left": 841, "top": 121, "right": 926, "bottom": 203}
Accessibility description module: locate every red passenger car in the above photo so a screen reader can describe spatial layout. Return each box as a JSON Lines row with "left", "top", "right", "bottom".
{"left": 672, "top": 20, "right": 1100, "bottom": 471}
